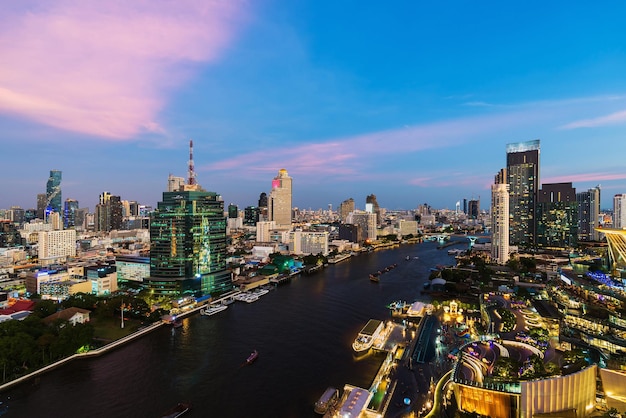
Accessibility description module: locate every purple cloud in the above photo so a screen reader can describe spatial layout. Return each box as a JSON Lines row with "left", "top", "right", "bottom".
{"left": 0, "top": 1, "right": 247, "bottom": 139}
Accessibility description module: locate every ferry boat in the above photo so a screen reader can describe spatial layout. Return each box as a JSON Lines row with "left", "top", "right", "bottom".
{"left": 160, "top": 402, "right": 190, "bottom": 418}
{"left": 314, "top": 387, "right": 340, "bottom": 414}
{"left": 200, "top": 304, "right": 228, "bottom": 316}
{"left": 352, "top": 319, "right": 384, "bottom": 354}
{"left": 246, "top": 349, "right": 259, "bottom": 364}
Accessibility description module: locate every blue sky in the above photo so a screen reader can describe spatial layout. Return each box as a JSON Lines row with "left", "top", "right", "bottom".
{"left": 2, "top": 1, "right": 626, "bottom": 212}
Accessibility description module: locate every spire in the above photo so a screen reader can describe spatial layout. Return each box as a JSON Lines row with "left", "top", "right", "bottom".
{"left": 188, "top": 139, "right": 196, "bottom": 186}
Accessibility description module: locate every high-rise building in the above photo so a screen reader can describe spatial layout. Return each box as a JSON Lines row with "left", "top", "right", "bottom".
{"left": 614, "top": 194, "right": 626, "bottom": 230}
{"left": 0, "top": 220, "right": 22, "bottom": 247}
{"left": 491, "top": 169, "right": 510, "bottom": 265}
{"left": 577, "top": 186, "right": 601, "bottom": 241}
{"left": 147, "top": 140, "right": 231, "bottom": 297}
{"left": 468, "top": 199, "right": 480, "bottom": 220}
{"left": 506, "top": 140, "right": 540, "bottom": 248}
{"left": 366, "top": 194, "right": 381, "bottom": 226}
{"left": 36, "top": 193, "right": 47, "bottom": 220}
{"left": 258, "top": 192, "right": 268, "bottom": 208}
{"left": 63, "top": 199, "right": 79, "bottom": 229}
{"left": 268, "top": 169, "right": 292, "bottom": 229}
{"left": 38, "top": 229, "right": 76, "bottom": 263}
{"left": 244, "top": 206, "right": 260, "bottom": 226}
{"left": 339, "top": 198, "right": 355, "bottom": 223}
{"left": 288, "top": 231, "right": 329, "bottom": 255}
{"left": 228, "top": 203, "right": 238, "bottom": 219}
{"left": 347, "top": 210, "right": 377, "bottom": 241}
{"left": 536, "top": 182, "right": 578, "bottom": 249}
{"left": 45, "top": 170, "right": 62, "bottom": 216}
{"left": 95, "top": 192, "right": 123, "bottom": 232}
{"left": 8, "top": 206, "right": 25, "bottom": 225}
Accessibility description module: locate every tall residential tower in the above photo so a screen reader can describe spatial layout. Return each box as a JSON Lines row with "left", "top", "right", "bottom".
{"left": 506, "top": 140, "right": 540, "bottom": 248}
{"left": 268, "top": 169, "right": 292, "bottom": 229}
{"left": 491, "top": 169, "right": 510, "bottom": 264}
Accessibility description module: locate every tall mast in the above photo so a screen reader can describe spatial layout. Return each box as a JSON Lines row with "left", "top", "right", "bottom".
{"left": 188, "top": 139, "right": 196, "bottom": 186}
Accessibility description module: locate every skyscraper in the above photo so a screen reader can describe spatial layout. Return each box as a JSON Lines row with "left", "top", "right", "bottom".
{"left": 536, "top": 182, "right": 578, "bottom": 249}
{"left": 63, "top": 199, "right": 79, "bottom": 229}
{"left": 45, "top": 170, "right": 62, "bottom": 216}
{"left": 491, "top": 169, "right": 509, "bottom": 264}
{"left": 577, "top": 186, "right": 601, "bottom": 241}
{"left": 36, "top": 193, "right": 47, "bottom": 220}
{"left": 268, "top": 169, "right": 292, "bottom": 229}
{"left": 147, "top": 140, "right": 231, "bottom": 297}
{"left": 506, "top": 140, "right": 540, "bottom": 248}
{"left": 366, "top": 194, "right": 381, "bottom": 226}
{"left": 614, "top": 194, "right": 626, "bottom": 229}
{"left": 339, "top": 198, "right": 355, "bottom": 223}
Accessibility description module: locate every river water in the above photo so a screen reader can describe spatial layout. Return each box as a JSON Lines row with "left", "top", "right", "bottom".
{"left": 2, "top": 241, "right": 459, "bottom": 418}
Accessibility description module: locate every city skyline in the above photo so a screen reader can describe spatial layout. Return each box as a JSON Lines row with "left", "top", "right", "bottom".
{"left": 2, "top": 1, "right": 626, "bottom": 211}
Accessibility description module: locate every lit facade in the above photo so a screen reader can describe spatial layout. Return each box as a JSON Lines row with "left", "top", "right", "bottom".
{"left": 535, "top": 182, "right": 578, "bottom": 249}
{"left": 45, "top": 170, "right": 62, "bottom": 216}
{"left": 506, "top": 140, "right": 540, "bottom": 248}
{"left": 63, "top": 198, "right": 79, "bottom": 229}
{"left": 115, "top": 256, "right": 150, "bottom": 283}
{"left": 577, "top": 186, "right": 601, "bottom": 241}
{"left": 268, "top": 169, "right": 292, "bottom": 229}
{"left": 347, "top": 211, "right": 377, "bottom": 241}
{"left": 147, "top": 189, "right": 232, "bottom": 297}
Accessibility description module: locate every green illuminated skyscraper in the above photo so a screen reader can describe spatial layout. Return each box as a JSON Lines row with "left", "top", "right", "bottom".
{"left": 147, "top": 140, "right": 232, "bottom": 297}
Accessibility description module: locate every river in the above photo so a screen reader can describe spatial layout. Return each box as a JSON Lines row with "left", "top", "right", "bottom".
{"left": 2, "top": 241, "right": 460, "bottom": 418}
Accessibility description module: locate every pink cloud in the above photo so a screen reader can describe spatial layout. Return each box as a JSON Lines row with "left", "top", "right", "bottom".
{"left": 543, "top": 172, "right": 626, "bottom": 184}
{"left": 0, "top": 1, "right": 246, "bottom": 139}
{"left": 560, "top": 109, "right": 626, "bottom": 129}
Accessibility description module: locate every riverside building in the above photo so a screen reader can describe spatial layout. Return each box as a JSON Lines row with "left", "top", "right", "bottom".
{"left": 146, "top": 140, "right": 232, "bottom": 297}
{"left": 268, "top": 169, "right": 292, "bottom": 229}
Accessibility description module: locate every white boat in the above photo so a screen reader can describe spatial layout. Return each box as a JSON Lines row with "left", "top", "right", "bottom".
{"left": 252, "top": 288, "right": 269, "bottom": 297}
{"left": 352, "top": 319, "right": 384, "bottom": 354}
{"left": 200, "top": 304, "right": 228, "bottom": 316}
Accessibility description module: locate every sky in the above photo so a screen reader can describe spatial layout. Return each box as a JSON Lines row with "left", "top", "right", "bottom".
{"left": 2, "top": 1, "right": 626, "bottom": 212}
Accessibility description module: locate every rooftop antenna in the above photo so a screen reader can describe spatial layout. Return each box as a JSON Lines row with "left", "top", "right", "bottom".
{"left": 188, "top": 139, "right": 196, "bottom": 186}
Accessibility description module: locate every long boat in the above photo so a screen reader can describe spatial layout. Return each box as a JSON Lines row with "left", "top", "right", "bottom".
{"left": 200, "top": 304, "right": 228, "bottom": 316}
{"left": 246, "top": 349, "right": 259, "bottom": 364}
{"left": 160, "top": 402, "right": 190, "bottom": 418}
{"left": 314, "top": 387, "right": 340, "bottom": 414}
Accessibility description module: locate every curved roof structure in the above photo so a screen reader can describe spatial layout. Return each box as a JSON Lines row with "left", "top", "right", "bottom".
{"left": 596, "top": 227, "right": 626, "bottom": 270}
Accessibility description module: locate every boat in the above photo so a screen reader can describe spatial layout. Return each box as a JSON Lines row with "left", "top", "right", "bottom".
{"left": 406, "top": 255, "right": 410, "bottom": 260}
{"left": 200, "top": 304, "right": 228, "bottom": 316}
{"left": 314, "top": 387, "right": 340, "bottom": 414}
{"left": 352, "top": 319, "right": 384, "bottom": 354}
{"left": 246, "top": 349, "right": 259, "bottom": 364}
{"left": 369, "top": 273, "right": 379, "bottom": 282}
{"left": 171, "top": 320, "right": 183, "bottom": 328}
{"left": 160, "top": 402, "right": 190, "bottom": 418}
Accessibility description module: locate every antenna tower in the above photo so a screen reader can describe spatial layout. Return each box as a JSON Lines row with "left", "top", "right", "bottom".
{"left": 188, "top": 139, "right": 196, "bottom": 186}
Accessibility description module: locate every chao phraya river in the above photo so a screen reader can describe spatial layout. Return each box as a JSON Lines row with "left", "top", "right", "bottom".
{"left": 3, "top": 241, "right": 459, "bottom": 418}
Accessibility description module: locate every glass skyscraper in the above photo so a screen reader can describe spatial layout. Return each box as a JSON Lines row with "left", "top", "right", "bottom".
{"left": 506, "top": 140, "right": 540, "bottom": 248}
{"left": 46, "top": 170, "right": 62, "bottom": 216}
{"left": 63, "top": 199, "right": 79, "bottom": 229}
{"left": 147, "top": 189, "right": 232, "bottom": 297}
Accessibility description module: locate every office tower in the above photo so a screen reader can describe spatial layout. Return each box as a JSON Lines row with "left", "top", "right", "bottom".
{"left": 536, "top": 182, "right": 578, "bottom": 249}
{"left": 49, "top": 212, "right": 62, "bottom": 230}
{"left": 258, "top": 192, "right": 268, "bottom": 208}
{"left": 463, "top": 199, "right": 468, "bottom": 215}
{"left": 614, "top": 194, "right": 626, "bottom": 229}
{"left": 8, "top": 206, "right": 25, "bottom": 225}
{"left": 339, "top": 223, "right": 362, "bottom": 243}
{"left": 38, "top": 229, "right": 76, "bottom": 262}
{"left": 339, "top": 198, "right": 355, "bottom": 223}
{"left": 128, "top": 201, "right": 139, "bottom": 217}
{"left": 577, "top": 186, "right": 601, "bottom": 241}
{"left": 36, "top": 193, "right": 47, "bottom": 220}
{"left": 268, "top": 169, "right": 292, "bottom": 229}
{"left": 228, "top": 203, "right": 238, "bottom": 219}
{"left": 491, "top": 169, "right": 510, "bottom": 264}
{"left": 244, "top": 206, "right": 260, "bottom": 226}
{"left": 95, "top": 192, "right": 122, "bottom": 232}
{"left": 256, "top": 221, "right": 275, "bottom": 242}
{"left": 468, "top": 199, "right": 480, "bottom": 220}
{"left": 167, "top": 174, "right": 185, "bottom": 192}
{"left": 24, "top": 209, "right": 37, "bottom": 223}
{"left": 45, "top": 170, "right": 62, "bottom": 216}
{"left": 366, "top": 194, "right": 381, "bottom": 226}
{"left": 506, "top": 140, "right": 540, "bottom": 248}
{"left": 147, "top": 141, "right": 231, "bottom": 297}
{"left": 63, "top": 199, "right": 79, "bottom": 229}
{"left": 75, "top": 208, "right": 89, "bottom": 230}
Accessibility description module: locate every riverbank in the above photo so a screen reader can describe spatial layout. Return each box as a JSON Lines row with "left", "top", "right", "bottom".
{"left": 0, "top": 320, "right": 165, "bottom": 393}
